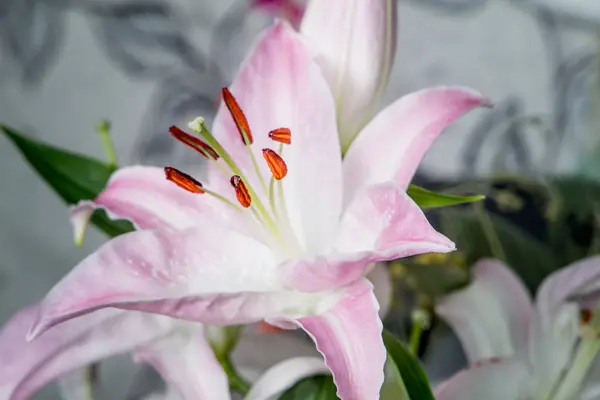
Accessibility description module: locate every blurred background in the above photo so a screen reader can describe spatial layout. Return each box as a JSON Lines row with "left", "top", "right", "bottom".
{"left": 2, "top": 0, "right": 600, "bottom": 398}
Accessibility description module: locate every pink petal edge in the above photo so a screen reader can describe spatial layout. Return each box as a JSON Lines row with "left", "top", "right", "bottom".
{"left": 342, "top": 86, "right": 491, "bottom": 207}
{"left": 28, "top": 226, "right": 280, "bottom": 340}
{"left": 283, "top": 182, "right": 454, "bottom": 292}
{"left": 289, "top": 279, "right": 386, "bottom": 400}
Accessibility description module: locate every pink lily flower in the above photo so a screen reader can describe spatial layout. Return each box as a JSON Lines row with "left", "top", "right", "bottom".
{"left": 435, "top": 258, "right": 600, "bottom": 400}
{"left": 27, "top": 21, "right": 486, "bottom": 399}
{"left": 0, "top": 302, "right": 331, "bottom": 400}
{"left": 300, "top": 0, "right": 398, "bottom": 151}
{"left": 0, "top": 304, "right": 228, "bottom": 400}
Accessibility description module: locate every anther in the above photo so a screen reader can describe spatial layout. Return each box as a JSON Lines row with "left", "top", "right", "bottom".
{"left": 581, "top": 309, "right": 593, "bottom": 324}
{"left": 262, "top": 148, "right": 288, "bottom": 180}
{"left": 169, "top": 126, "right": 219, "bottom": 160}
{"left": 222, "top": 88, "right": 253, "bottom": 145}
{"left": 230, "top": 175, "right": 252, "bottom": 208}
{"left": 164, "top": 167, "right": 204, "bottom": 193}
{"left": 269, "top": 128, "right": 291, "bottom": 144}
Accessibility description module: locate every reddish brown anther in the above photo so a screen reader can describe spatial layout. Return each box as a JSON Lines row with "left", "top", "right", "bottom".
{"left": 262, "top": 148, "right": 288, "bottom": 180}
{"left": 169, "top": 126, "right": 219, "bottom": 160}
{"left": 268, "top": 128, "right": 291, "bottom": 144}
{"left": 164, "top": 167, "right": 204, "bottom": 194}
{"left": 581, "top": 309, "right": 593, "bottom": 324}
{"left": 222, "top": 88, "right": 253, "bottom": 145}
{"left": 230, "top": 175, "right": 251, "bottom": 208}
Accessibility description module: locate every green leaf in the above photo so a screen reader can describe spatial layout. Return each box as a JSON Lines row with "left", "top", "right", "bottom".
{"left": 279, "top": 375, "right": 338, "bottom": 400}
{"left": 1, "top": 124, "right": 133, "bottom": 238}
{"left": 408, "top": 184, "right": 484, "bottom": 209}
{"left": 383, "top": 330, "right": 435, "bottom": 400}
{"left": 381, "top": 356, "right": 410, "bottom": 400}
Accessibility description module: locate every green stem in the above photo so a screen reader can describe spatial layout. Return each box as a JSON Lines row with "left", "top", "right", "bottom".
{"left": 408, "top": 309, "right": 429, "bottom": 356}
{"left": 408, "top": 322, "right": 423, "bottom": 356}
{"left": 96, "top": 120, "right": 117, "bottom": 169}
{"left": 475, "top": 201, "right": 507, "bottom": 263}
{"left": 218, "top": 354, "right": 250, "bottom": 395}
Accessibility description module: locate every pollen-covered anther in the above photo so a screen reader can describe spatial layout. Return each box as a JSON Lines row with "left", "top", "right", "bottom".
{"left": 262, "top": 148, "right": 288, "bottom": 180}
{"left": 164, "top": 167, "right": 204, "bottom": 194}
{"left": 169, "top": 126, "right": 219, "bottom": 160}
{"left": 222, "top": 88, "right": 253, "bottom": 145}
{"left": 230, "top": 175, "right": 252, "bottom": 208}
{"left": 268, "top": 128, "right": 291, "bottom": 144}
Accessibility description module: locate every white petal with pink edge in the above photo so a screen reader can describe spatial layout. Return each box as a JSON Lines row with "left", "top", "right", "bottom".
{"left": 287, "top": 279, "right": 386, "bottom": 400}
{"left": 0, "top": 304, "right": 175, "bottom": 400}
{"left": 29, "top": 226, "right": 280, "bottom": 339}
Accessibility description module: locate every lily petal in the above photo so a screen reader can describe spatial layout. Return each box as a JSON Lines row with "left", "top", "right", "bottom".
{"left": 211, "top": 20, "right": 343, "bottom": 253}
{"left": 290, "top": 279, "right": 386, "bottom": 400}
{"left": 342, "top": 87, "right": 490, "bottom": 205}
{"left": 133, "top": 327, "right": 229, "bottom": 400}
{"left": 527, "top": 303, "right": 580, "bottom": 397}
{"left": 0, "top": 304, "right": 174, "bottom": 400}
{"left": 283, "top": 182, "right": 453, "bottom": 292}
{"left": 300, "top": 0, "right": 397, "bottom": 149}
{"left": 70, "top": 166, "right": 225, "bottom": 239}
{"left": 29, "top": 226, "right": 279, "bottom": 339}
{"left": 581, "top": 356, "right": 600, "bottom": 400}
{"left": 436, "top": 259, "right": 533, "bottom": 364}
{"left": 434, "top": 356, "right": 532, "bottom": 400}
{"left": 245, "top": 357, "right": 329, "bottom": 400}
{"left": 535, "top": 255, "right": 600, "bottom": 327}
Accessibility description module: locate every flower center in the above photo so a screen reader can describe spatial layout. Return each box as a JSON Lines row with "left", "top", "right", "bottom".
{"left": 164, "top": 88, "right": 300, "bottom": 253}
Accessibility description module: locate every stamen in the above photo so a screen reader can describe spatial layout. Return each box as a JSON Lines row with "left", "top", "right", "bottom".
{"left": 262, "top": 148, "right": 288, "bottom": 180}
{"left": 269, "top": 128, "right": 291, "bottom": 144}
{"left": 199, "top": 124, "right": 277, "bottom": 229}
{"left": 164, "top": 167, "right": 204, "bottom": 193}
{"left": 230, "top": 175, "right": 252, "bottom": 208}
{"left": 221, "top": 88, "right": 268, "bottom": 193}
{"left": 169, "top": 126, "right": 219, "bottom": 160}
{"left": 222, "top": 88, "right": 253, "bottom": 145}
